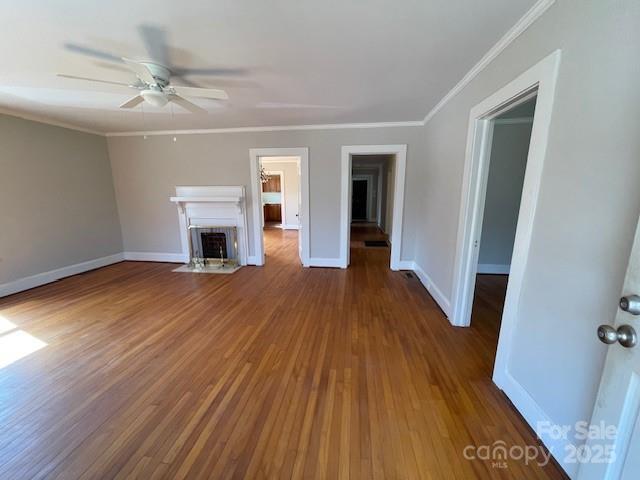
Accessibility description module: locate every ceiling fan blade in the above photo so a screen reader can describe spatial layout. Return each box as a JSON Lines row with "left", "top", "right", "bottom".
{"left": 169, "top": 95, "right": 207, "bottom": 113}
{"left": 137, "top": 24, "right": 170, "bottom": 66}
{"left": 171, "top": 85, "right": 228, "bottom": 100}
{"left": 119, "top": 96, "right": 145, "bottom": 109}
{"left": 122, "top": 57, "right": 156, "bottom": 85}
{"left": 172, "top": 67, "right": 247, "bottom": 77}
{"left": 170, "top": 75, "right": 202, "bottom": 88}
{"left": 57, "top": 74, "right": 131, "bottom": 87}
{"left": 64, "top": 43, "right": 123, "bottom": 63}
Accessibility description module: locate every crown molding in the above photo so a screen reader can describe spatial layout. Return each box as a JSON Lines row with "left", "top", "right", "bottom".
{"left": 422, "top": 0, "right": 555, "bottom": 124}
{"left": 104, "top": 120, "right": 424, "bottom": 137}
{"left": 0, "top": 107, "right": 103, "bottom": 136}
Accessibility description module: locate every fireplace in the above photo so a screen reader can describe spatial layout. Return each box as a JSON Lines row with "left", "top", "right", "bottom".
{"left": 170, "top": 186, "right": 249, "bottom": 273}
{"left": 189, "top": 226, "right": 238, "bottom": 266}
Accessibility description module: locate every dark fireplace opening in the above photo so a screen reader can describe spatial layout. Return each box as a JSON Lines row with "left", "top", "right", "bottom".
{"left": 201, "top": 232, "right": 228, "bottom": 259}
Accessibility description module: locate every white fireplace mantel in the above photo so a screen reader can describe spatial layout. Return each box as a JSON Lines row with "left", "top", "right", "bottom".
{"left": 170, "top": 186, "right": 249, "bottom": 265}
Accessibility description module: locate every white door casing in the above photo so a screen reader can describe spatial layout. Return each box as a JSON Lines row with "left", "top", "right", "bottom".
{"left": 578, "top": 215, "right": 640, "bottom": 480}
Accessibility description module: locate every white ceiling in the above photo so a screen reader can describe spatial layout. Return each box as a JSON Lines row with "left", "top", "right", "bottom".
{"left": 0, "top": 0, "right": 536, "bottom": 133}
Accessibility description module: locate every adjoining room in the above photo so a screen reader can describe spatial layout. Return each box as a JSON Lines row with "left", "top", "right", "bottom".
{"left": 471, "top": 96, "right": 536, "bottom": 365}
{"left": 260, "top": 155, "right": 302, "bottom": 263}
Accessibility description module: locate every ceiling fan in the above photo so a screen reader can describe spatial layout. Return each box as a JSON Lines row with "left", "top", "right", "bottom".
{"left": 58, "top": 59, "right": 227, "bottom": 113}
{"left": 58, "top": 25, "right": 233, "bottom": 113}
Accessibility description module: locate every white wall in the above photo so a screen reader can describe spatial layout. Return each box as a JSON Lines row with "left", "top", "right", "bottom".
{"left": 262, "top": 158, "right": 300, "bottom": 229}
{"left": 107, "top": 127, "right": 423, "bottom": 262}
{"left": 0, "top": 114, "right": 123, "bottom": 292}
{"left": 413, "top": 1, "right": 640, "bottom": 475}
{"left": 478, "top": 120, "right": 533, "bottom": 272}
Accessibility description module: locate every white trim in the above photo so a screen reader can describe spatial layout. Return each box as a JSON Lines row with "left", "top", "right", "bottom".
{"left": 0, "top": 107, "right": 104, "bottom": 136}
{"left": 494, "top": 117, "right": 535, "bottom": 125}
{"left": 449, "top": 49, "right": 563, "bottom": 469}
{"left": 282, "top": 224, "right": 299, "bottom": 230}
{"left": 247, "top": 255, "right": 259, "bottom": 265}
{"left": 396, "top": 260, "right": 415, "bottom": 270}
{"left": 423, "top": 0, "right": 555, "bottom": 124}
{"left": 307, "top": 257, "right": 343, "bottom": 268}
{"left": 250, "top": 148, "right": 310, "bottom": 267}
{"left": 106, "top": 121, "right": 423, "bottom": 137}
{"left": 340, "top": 145, "right": 407, "bottom": 271}
{"left": 123, "top": 252, "right": 188, "bottom": 263}
{"left": 412, "top": 261, "right": 452, "bottom": 317}
{"left": 263, "top": 170, "right": 286, "bottom": 227}
{"left": 260, "top": 157, "right": 304, "bottom": 164}
{"left": 0, "top": 253, "right": 124, "bottom": 298}
{"left": 477, "top": 263, "right": 510, "bottom": 274}
{"left": 494, "top": 369, "right": 574, "bottom": 476}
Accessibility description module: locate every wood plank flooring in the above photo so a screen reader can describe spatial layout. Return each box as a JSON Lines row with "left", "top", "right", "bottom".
{"left": 0, "top": 229, "right": 566, "bottom": 479}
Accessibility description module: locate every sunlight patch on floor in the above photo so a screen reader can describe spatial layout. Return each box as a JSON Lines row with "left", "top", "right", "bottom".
{"left": 0, "top": 314, "right": 48, "bottom": 369}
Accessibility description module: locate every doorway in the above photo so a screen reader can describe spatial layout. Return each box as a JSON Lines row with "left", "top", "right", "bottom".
{"left": 351, "top": 178, "right": 369, "bottom": 221}
{"left": 449, "top": 50, "right": 562, "bottom": 460}
{"left": 340, "top": 145, "right": 406, "bottom": 270}
{"left": 249, "top": 148, "right": 310, "bottom": 267}
{"left": 470, "top": 96, "right": 536, "bottom": 355}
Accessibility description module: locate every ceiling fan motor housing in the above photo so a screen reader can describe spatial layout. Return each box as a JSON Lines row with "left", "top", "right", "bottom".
{"left": 141, "top": 62, "right": 171, "bottom": 87}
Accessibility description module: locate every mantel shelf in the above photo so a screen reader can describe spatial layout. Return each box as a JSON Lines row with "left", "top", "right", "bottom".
{"left": 170, "top": 196, "right": 243, "bottom": 204}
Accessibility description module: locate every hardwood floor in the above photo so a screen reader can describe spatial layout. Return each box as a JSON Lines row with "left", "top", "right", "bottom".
{"left": 0, "top": 230, "right": 566, "bottom": 479}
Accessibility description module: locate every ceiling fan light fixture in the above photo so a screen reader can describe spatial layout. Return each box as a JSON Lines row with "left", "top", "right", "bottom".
{"left": 141, "top": 89, "right": 168, "bottom": 108}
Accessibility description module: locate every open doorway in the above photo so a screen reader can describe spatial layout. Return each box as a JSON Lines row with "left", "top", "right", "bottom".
{"left": 249, "top": 148, "right": 310, "bottom": 267}
{"left": 471, "top": 97, "right": 536, "bottom": 348}
{"left": 349, "top": 155, "right": 395, "bottom": 263}
{"left": 340, "top": 145, "right": 406, "bottom": 270}
{"left": 449, "top": 51, "right": 561, "bottom": 454}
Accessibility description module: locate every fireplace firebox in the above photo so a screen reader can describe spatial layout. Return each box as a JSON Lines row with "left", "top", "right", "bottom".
{"left": 188, "top": 225, "right": 238, "bottom": 269}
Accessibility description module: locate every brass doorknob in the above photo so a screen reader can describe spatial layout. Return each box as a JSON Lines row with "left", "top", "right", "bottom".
{"left": 598, "top": 324, "right": 637, "bottom": 348}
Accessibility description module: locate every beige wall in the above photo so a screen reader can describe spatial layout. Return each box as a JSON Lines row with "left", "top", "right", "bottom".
{"left": 413, "top": 1, "right": 640, "bottom": 474}
{"left": 0, "top": 114, "right": 122, "bottom": 285}
{"left": 107, "top": 127, "right": 424, "bottom": 261}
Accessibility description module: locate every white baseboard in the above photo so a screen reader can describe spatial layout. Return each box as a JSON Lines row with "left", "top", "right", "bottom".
{"left": 478, "top": 263, "right": 510, "bottom": 274}
{"left": 0, "top": 253, "right": 124, "bottom": 298}
{"left": 396, "top": 260, "right": 415, "bottom": 270}
{"left": 494, "top": 369, "right": 575, "bottom": 478}
{"left": 247, "top": 255, "right": 260, "bottom": 266}
{"left": 411, "top": 261, "right": 452, "bottom": 317}
{"left": 282, "top": 224, "right": 299, "bottom": 230}
{"left": 307, "top": 257, "right": 343, "bottom": 268}
{"left": 123, "top": 252, "right": 188, "bottom": 263}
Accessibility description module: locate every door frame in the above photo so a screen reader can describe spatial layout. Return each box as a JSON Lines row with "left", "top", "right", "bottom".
{"left": 249, "top": 148, "right": 310, "bottom": 266}
{"left": 262, "top": 170, "right": 286, "bottom": 227}
{"left": 449, "top": 48, "right": 562, "bottom": 452}
{"left": 340, "top": 144, "right": 407, "bottom": 270}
